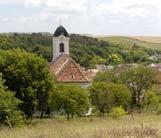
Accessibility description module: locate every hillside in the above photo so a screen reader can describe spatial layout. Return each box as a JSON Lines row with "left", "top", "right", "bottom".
{"left": 0, "top": 33, "right": 161, "bottom": 68}
{"left": 130, "top": 36, "right": 161, "bottom": 44}
{"left": 98, "top": 36, "right": 161, "bottom": 50}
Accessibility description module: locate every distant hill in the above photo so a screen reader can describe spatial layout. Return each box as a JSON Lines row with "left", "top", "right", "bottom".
{"left": 0, "top": 33, "right": 161, "bottom": 68}
{"left": 97, "top": 36, "right": 161, "bottom": 50}
{"left": 130, "top": 36, "right": 161, "bottom": 44}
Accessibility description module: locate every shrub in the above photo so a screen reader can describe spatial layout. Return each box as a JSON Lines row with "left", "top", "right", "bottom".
{"left": 109, "top": 106, "right": 127, "bottom": 119}
{"left": 156, "top": 104, "right": 161, "bottom": 115}
{"left": 5, "top": 110, "right": 24, "bottom": 127}
{"left": 143, "top": 91, "right": 159, "bottom": 112}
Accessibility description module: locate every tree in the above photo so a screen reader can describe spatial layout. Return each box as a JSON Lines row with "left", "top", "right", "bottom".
{"left": 93, "top": 70, "right": 118, "bottom": 83}
{"left": 121, "top": 66, "right": 156, "bottom": 108}
{"left": 0, "top": 49, "right": 53, "bottom": 119}
{"left": 0, "top": 74, "right": 24, "bottom": 127}
{"left": 89, "top": 82, "right": 131, "bottom": 116}
{"left": 0, "top": 33, "right": 159, "bottom": 68}
{"left": 49, "top": 84, "right": 89, "bottom": 120}
{"left": 89, "top": 82, "right": 113, "bottom": 116}
{"left": 108, "top": 83, "right": 131, "bottom": 109}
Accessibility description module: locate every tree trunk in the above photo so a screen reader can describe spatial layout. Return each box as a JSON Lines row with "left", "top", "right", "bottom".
{"left": 71, "top": 114, "right": 74, "bottom": 119}
{"left": 67, "top": 113, "right": 70, "bottom": 121}
{"left": 40, "top": 111, "right": 44, "bottom": 119}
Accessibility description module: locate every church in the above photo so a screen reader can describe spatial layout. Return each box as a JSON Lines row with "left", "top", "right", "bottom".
{"left": 50, "top": 25, "right": 92, "bottom": 87}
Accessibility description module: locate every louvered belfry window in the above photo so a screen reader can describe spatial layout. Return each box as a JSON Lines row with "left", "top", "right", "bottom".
{"left": 60, "top": 43, "right": 64, "bottom": 53}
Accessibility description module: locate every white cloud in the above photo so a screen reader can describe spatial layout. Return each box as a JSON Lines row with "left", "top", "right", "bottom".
{"left": 25, "top": 0, "right": 87, "bottom": 13}
{"left": 0, "top": 0, "right": 161, "bottom": 35}
{"left": 0, "top": 18, "right": 9, "bottom": 22}
{"left": 24, "top": 0, "right": 43, "bottom": 7}
{"left": 97, "top": 0, "right": 161, "bottom": 17}
{"left": 0, "top": 0, "right": 25, "bottom": 5}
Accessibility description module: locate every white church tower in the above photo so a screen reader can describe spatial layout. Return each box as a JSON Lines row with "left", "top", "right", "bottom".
{"left": 52, "top": 25, "right": 70, "bottom": 61}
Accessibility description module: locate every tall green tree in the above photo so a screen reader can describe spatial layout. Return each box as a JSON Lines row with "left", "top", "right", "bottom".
{"left": 0, "top": 49, "right": 53, "bottom": 119}
{"left": 89, "top": 82, "right": 131, "bottom": 116}
{"left": 49, "top": 84, "right": 89, "bottom": 120}
{"left": 89, "top": 82, "right": 113, "bottom": 116}
{"left": 108, "top": 83, "right": 131, "bottom": 109}
{"left": 121, "top": 66, "right": 156, "bottom": 108}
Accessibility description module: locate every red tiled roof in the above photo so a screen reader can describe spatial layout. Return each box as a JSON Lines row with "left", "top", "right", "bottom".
{"left": 50, "top": 54, "right": 91, "bottom": 83}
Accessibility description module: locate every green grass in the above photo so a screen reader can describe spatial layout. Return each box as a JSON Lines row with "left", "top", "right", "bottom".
{"left": 0, "top": 114, "right": 161, "bottom": 138}
{"left": 99, "top": 36, "right": 161, "bottom": 50}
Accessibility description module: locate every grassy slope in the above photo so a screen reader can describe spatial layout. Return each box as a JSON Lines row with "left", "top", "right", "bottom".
{"left": 0, "top": 115, "right": 161, "bottom": 138}
{"left": 98, "top": 36, "right": 161, "bottom": 50}
{"left": 130, "top": 36, "right": 161, "bottom": 44}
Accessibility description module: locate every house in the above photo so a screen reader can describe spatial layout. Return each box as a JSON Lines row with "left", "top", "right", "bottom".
{"left": 50, "top": 25, "right": 92, "bottom": 87}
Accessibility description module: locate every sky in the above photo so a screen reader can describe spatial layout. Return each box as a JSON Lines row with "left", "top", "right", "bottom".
{"left": 0, "top": 0, "right": 161, "bottom": 36}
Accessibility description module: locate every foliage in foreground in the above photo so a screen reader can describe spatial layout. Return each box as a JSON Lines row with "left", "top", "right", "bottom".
{"left": 0, "top": 74, "right": 24, "bottom": 127}
{"left": 121, "top": 66, "right": 156, "bottom": 107}
{"left": 143, "top": 90, "right": 160, "bottom": 112}
{"left": 0, "top": 115, "right": 160, "bottom": 138}
{"left": 49, "top": 84, "right": 89, "bottom": 120}
{"left": 89, "top": 82, "right": 131, "bottom": 116}
{"left": 0, "top": 49, "right": 53, "bottom": 119}
{"left": 91, "top": 65, "right": 161, "bottom": 114}
{"left": 109, "top": 106, "right": 127, "bottom": 119}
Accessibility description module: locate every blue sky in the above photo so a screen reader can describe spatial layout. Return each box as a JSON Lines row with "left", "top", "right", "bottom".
{"left": 0, "top": 0, "right": 161, "bottom": 36}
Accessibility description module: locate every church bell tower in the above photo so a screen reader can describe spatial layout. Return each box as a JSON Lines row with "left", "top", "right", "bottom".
{"left": 52, "top": 25, "right": 70, "bottom": 61}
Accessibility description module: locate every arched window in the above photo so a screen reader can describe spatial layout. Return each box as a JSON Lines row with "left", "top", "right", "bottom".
{"left": 60, "top": 43, "right": 64, "bottom": 53}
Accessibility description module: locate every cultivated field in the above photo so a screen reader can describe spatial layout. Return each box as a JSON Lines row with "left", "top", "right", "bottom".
{"left": 0, "top": 114, "right": 161, "bottom": 138}
{"left": 130, "top": 36, "right": 161, "bottom": 44}
{"left": 97, "top": 36, "right": 161, "bottom": 50}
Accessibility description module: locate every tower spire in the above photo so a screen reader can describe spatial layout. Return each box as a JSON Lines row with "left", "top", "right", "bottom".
{"left": 53, "top": 25, "right": 70, "bottom": 61}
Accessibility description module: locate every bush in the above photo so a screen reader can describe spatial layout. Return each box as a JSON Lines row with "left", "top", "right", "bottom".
{"left": 143, "top": 91, "right": 159, "bottom": 112}
{"left": 109, "top": 106, "right": 127, "bottom": 119}
{"left": 5, "top": 110, "right": 24, "bottom": 127}
{"left": 156, "top": 104, "right": 161, "bottom": 115}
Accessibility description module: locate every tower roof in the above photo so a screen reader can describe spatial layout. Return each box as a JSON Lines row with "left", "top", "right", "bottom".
{"left": 54, "top": 25, "right": 69, "bottom": 37}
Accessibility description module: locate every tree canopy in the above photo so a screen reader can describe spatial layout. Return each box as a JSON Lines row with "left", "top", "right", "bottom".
{"left": 0, "top": 49, "right": 53, "bottom": 118}
{"left": 0, "top": 33, "right": 160, "bottom": 68}
{"left": 49, "top": 84, "right": 89, "bottom": 120}
{"left": 0, "top": 74, "right": 24, "bottom": 127}
{"left": 89, "top": 82, "right": 131, "bottom": 116}
{"left": 121, "top": 66, "right": 156, "bottom": 107}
